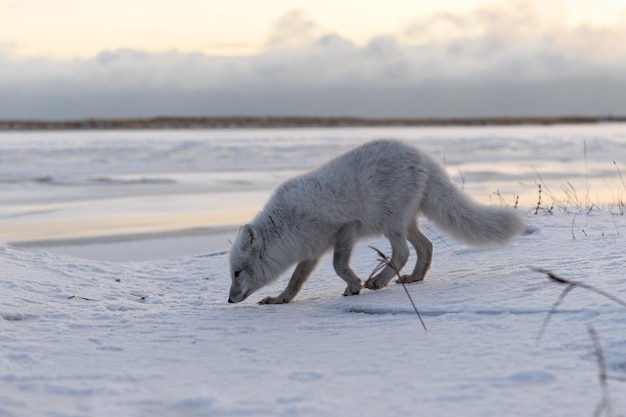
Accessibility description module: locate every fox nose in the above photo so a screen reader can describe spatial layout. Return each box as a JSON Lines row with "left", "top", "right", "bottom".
{"left": 228, "top": 297, "right": 234, "bottom": 303}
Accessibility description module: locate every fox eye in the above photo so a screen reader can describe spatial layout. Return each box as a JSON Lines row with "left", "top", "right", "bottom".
{"left": 234, "top": 270, "right": 241, "bottom": 278}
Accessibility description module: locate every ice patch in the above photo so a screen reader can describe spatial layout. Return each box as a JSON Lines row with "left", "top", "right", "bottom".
{"left": 508, "top": 370, "right": 556, "bottom": 384}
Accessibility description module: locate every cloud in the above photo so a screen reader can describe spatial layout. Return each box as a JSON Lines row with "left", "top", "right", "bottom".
{"left": 401, "top": 0, "right": 626, "bottom": 78}
{"left": 264, "top": 9, "right": 322, "bottom": 50}
{"left": 2, "top": 2, "right": 626, "bottom": 119}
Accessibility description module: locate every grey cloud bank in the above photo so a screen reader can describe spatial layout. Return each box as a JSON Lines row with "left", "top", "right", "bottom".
{"left": 2, "top": 2, "right": 626, "bottom": 119}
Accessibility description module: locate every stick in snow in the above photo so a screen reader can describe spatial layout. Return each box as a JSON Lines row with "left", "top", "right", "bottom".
{"left": 369, "top": 246, "right": 427, "bottom": 331}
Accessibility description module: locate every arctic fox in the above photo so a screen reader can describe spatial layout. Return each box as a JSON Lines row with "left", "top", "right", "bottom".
{"left": 228, "top": 140, "right": 525, "bottom": 304}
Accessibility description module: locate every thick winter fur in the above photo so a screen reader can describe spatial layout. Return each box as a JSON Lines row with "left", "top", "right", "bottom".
{"left": 228, "top": 140, "right": 525, "bottom": 304}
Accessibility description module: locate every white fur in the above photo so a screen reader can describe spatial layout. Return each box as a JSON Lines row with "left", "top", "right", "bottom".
{"left": 228, "top": 140, "right": 525, "bottom": 304}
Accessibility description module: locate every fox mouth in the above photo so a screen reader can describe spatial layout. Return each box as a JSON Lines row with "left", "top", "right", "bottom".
{"left": 228, "top": 289, "right": 252, "bottom": 304}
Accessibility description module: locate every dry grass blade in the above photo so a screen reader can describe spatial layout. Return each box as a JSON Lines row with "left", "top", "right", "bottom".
{"left": 532, "top": 268, "right": 626, "bottom": 308}
{"left": 67, "top": 295, "right": 95, "bottom": 301}
{"left": 615, "top": 161, "right": 626, "bottom": 193}
{"left": 535, "top": 183, "right": 541, "bottom": 214}
{"left": 367, "top": 246, "right": 389, "bottom": 280}
{"left": 532, "top": 268, "right": 626, "bottom": 342}
{"left": 588, "top": 325, "right": 612, "bottom": 417}
{"left": 536, "top": 284, "right": 575, "bottom": 342}
{"left": 369, "top": 246, "right": 427, "bottom": 331}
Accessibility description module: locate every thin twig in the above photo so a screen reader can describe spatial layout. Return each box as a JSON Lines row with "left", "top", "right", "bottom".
{"left": 421, "top": 223, "right": 460, "bottom": 257}
{"left": 532, "top": 268, "right": 626, "bottom": 341}
{"left": 532, "top": 268, "right": 626, "bottom": 308}
{"left": 588, "top": 325, "right": 612, "bottom": 417}
{"left": 369, "top": 246, "right": 427, "bottom": 331}
{"left": 584, "top": 140, "right": 591, "bottom": 209}
{"left": 535, "top": 183, "right": 542, "bottom": 215}
{"left": 615, "top": 161, "right": 626, "bottom": 192}
{"left": 536, "top": 284, "right": 575, "bottom": 342}
{"left": 615, "top": 160, "right": 626, "bottom": 215}
{"left": 67, "top": 295, "right": 95, "bottom": 301}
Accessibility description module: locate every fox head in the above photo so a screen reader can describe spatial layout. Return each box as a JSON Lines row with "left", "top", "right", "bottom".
{"left": 228, "top": 224, "right": 269, "bottom": 303}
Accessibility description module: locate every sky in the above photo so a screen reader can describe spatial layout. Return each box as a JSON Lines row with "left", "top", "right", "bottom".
{"left": 1, "top": 0, "right": 626, "bottom": 120}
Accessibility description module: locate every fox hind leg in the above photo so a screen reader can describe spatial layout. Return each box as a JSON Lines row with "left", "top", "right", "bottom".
{"left": 398, "top": 222, "right": 433, "bottom": 284}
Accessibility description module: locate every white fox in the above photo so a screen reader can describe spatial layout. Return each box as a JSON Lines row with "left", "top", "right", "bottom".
{"left": 228, "top": 140, "right": 525, "bottom": 304}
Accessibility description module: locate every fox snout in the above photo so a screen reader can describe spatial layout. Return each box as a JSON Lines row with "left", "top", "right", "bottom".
{"left": 228, "top": 284, "right": 249, "bottom": 304}
{"left": 228, "top": 292, "right": 242, "bottom": 303}
{"left": 228, "top": 292, "right": 247, "bottom": 303}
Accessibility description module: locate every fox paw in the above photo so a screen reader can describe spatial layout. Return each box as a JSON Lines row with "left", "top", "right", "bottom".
{"left": 258, "top": 295, "right": 290, "bottom": 305}
{"left": 364, "top": 276, "right": 390, "bottom": 290}
{"left": 396, "top": 274, "right": 425, "bottom": 284}
{"left": 343, "top": 284, "right": 362, "bottom": 296}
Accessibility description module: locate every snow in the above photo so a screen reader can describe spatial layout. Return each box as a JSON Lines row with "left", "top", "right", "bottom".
{"left": 2, "top": 212, "right": 626, "bottom": 416}
{"left": 1, "top": 125, "right": 626, "bottom": 416}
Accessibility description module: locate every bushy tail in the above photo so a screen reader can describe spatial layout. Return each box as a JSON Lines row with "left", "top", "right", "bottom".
{"left": 421, "top": 164, "right": 526, "bottom": 247}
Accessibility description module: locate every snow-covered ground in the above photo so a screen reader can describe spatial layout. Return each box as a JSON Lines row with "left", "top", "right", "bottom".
{"left": 1, "top": 125, "right": 626, "bottom": 416}
{"left": 2, "top": 212, "right": 626, "bottom": 417}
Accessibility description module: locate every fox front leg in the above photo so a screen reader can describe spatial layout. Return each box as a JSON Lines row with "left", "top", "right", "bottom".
{"left": 258, "top": 258, "right": 319, "bottom": 304}
{"left": 332, "top": 223, "right": 363, "bottom": 296}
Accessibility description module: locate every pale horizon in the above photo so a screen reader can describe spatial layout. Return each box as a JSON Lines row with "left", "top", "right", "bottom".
{"left": 2, "top": 0, "right": 624, "bottom": 59}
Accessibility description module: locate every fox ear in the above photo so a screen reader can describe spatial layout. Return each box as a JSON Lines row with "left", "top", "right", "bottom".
{"left": 241, "top": 224, "right": 262, "bottom": 250}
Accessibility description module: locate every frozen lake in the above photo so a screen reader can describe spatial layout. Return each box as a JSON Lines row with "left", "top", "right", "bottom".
{"left": 1, "top": 124, "right": 626, "bottom": 253}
